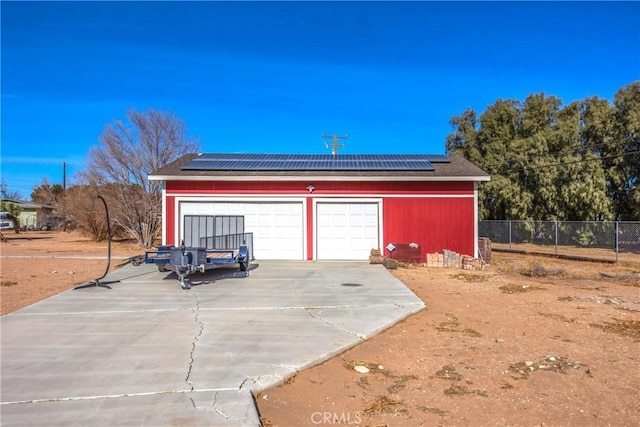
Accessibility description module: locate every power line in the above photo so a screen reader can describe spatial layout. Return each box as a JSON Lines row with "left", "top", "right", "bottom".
{"left": 461, "top": 142, "right": 610, "bottom": 172}
{"left": 452, "top": 134, "right": 637, "bottom": 172}
{"left": 507, "top": 150, "right": 640, "bottom": 173}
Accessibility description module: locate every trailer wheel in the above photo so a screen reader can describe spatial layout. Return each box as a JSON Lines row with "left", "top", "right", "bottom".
{"left": 239, "top": 261, "right": 247, "bottom": 272}
{"left": 157, "top": 263, "right": 168, "bottom": 272}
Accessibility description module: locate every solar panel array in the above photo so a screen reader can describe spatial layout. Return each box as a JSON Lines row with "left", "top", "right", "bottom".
{"left": 181, "top": 153, "right": 449, "bottom": 171}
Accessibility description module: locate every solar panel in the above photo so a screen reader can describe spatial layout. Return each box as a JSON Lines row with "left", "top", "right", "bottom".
{"left": 422, "top": 154, "right": 450, "bottom": 163}
{"left": 181, "top": 153, "right": 446, "bottom": 171}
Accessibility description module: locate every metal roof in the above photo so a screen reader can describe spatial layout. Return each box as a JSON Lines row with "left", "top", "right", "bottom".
{"left": 181, "top": 153, "right": 450, "bottom": 172}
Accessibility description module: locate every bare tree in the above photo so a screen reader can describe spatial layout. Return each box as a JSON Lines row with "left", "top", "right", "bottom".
{"left": 0, "top": 180, "right": 23, "bottom": 201}
{"left": 63, "top": 183, "right": 109, "bottom": 240}
{"left": 85, "top": 109, "right": 200, "bottom": 247}
{"left": 31, "top": 179, "right": 64, "bottom": 206}
{"left": 31, "top": 179, "right": 68, "bottom": 230}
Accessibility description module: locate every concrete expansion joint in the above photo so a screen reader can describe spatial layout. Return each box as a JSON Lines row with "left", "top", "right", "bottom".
{"left": 304, "top": 308, "right": 365, "bottom": 340}
{"left": 0, "top": 389, "right": 190, "bottom": 406}
{"left": 185, "top": 290, "right": 204, "bottom": 393}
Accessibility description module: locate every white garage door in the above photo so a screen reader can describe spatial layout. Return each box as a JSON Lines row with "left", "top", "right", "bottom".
{"left": 180, "top": 202, "right": 304, "bottom": 260}
{"left": 316, "top": 203, "right": 379, "bottom": 260}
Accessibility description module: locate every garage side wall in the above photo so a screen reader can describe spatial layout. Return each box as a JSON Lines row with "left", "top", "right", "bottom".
{"left": 382, "top": 197, "right": 475, "bottom": 258}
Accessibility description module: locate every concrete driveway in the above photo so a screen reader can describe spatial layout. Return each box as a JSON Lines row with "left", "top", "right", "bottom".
{"left": 1, "top": 261, "right": 424, "bottom": 426}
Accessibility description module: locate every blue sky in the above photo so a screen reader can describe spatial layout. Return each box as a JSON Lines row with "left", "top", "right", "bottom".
{"left": 1, "top": 1, "right": 639, "bottom": 199}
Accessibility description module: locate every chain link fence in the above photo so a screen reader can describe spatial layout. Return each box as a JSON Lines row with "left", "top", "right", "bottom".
{"left": 479, "top": 220, "right": 640, "bottom": 263}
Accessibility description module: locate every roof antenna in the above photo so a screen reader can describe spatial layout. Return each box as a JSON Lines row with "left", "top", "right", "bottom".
{"left": 322, "top": 133, "right": 347, "bottom": 155}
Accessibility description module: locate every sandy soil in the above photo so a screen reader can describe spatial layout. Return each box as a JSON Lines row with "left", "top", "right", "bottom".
{"left": 0, "top": 231, "right": 145, "bottom": 315}
{"left": 1, "top": 231, "right": 639, "bottom": 426}
{"left": 255, "top": 256, "right": 640, "bottom": 427}
{"left": 491, "top": 242, "right": 638, "bottom": 264}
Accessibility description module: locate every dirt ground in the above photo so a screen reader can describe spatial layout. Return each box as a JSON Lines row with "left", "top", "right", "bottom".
{"left": 1, "top": 232, "right": 639, "bottom": 426}
{"left": 0, "top": 231, "right": 145, "bottom": 315}
{"left": 255, "top": 256, "right": 640, "bottom": 426}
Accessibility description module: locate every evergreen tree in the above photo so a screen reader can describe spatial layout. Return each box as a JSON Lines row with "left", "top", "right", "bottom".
{"left": 446, "top": 82, "right": 639, "bottom": 221}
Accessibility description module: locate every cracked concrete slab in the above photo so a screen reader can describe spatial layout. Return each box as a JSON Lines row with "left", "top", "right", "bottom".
{"left": 1, "top": 261, "right": 424, "bottom": 426}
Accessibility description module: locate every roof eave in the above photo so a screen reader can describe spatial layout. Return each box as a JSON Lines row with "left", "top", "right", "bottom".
{"left": 149, "top": 174, "right": 491, "bottom": 182}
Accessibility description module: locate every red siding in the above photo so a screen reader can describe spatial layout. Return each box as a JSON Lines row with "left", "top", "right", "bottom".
{"left": 306, "top": 197, "right": 314, "bottom": 260}
{"left": 165, "top": 196, "right": 176, "bottom": 245}
{"left": 166, "top": 180, "right": 473, "bottom": 195}
{"left": 383, "top": 197, "right": 475, "bottom": 258}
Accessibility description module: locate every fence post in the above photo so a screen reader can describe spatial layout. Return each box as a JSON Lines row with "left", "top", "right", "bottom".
{"left": 508, "top": 220, "right": 512, "bottom": 250}
{"left": 615, "top": 221, "right": 619, "bottom": 263}
{"left": 555, "top": 221, "right": 558, "bottom": 255}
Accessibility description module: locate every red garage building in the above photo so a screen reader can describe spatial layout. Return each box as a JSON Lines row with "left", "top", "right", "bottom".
{"left": 148, "top": 153, "right": 490, "bottom": 262}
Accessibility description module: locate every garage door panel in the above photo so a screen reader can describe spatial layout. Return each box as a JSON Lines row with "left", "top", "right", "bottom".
{"left": 181, "top": 202, "right": 304, "bottom": 260}
{"left": 317, "top": 202, "right": 379, "bottom": 260}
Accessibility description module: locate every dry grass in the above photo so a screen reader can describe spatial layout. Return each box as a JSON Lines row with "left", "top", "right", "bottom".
{"left": 362, "top": 396, "right": 406, "bottom": 416}
{"left": 508, "top": 355, "right": 582, "bottom": 380}
{"left": 538, "top": 312, "right": 576, "bottom": 323}
{"left": 419, "top": 407, "right": 449, "bottom": 416}
{"left": 451, "top": 272, "right": 490, "bottom": 282}
{"left": 435, "top": 314, "right": 483, "bottom": 337}
{"left": 499, "top": 283, "right": 546, "bottom": 293}
{"left": 343, "top": 359, "right": 384, "bottom": 372}
{"left": 443, "top": 383, "right": 488, "bottom": 398}
{"left": 590, "top": 319, "right": 640, "bottom": 339}
{"left": 1, "top": 281, "right": 19, "bottom": 287}
{"left": 598, "top": 272, "right": 640, "bottom": 287}
{"left": 433, "top": 365, "right": 463, "bottom": 381}
{"left": 435, "top": 314, "right": 460, "bottom": 332}
{"left": 517, "top": 261, "right": 565, "bottom": 277}
{"left": 386, "top": 374, "right": 418, "bottom": 394}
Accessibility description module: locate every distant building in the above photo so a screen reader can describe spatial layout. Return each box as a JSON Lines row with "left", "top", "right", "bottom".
{"left": 0, "top": 199, "right": 55, "bottom": 230}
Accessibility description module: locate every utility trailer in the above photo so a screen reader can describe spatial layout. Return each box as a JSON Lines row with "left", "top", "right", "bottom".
{"left": 144, "top": 215, "right": 254, "bottom": 289}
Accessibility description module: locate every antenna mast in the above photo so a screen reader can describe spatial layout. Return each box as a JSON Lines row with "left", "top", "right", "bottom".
{"left": 322, "top": 133, "right": 347, "bottom": 155}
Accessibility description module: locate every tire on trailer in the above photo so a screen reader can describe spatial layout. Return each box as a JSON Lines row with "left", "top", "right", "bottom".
{"left": 239, "top": 261, "right": 247, "bottom": 272}
{"left": 157, "top": 263, "right": 168, "bottom": 272}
